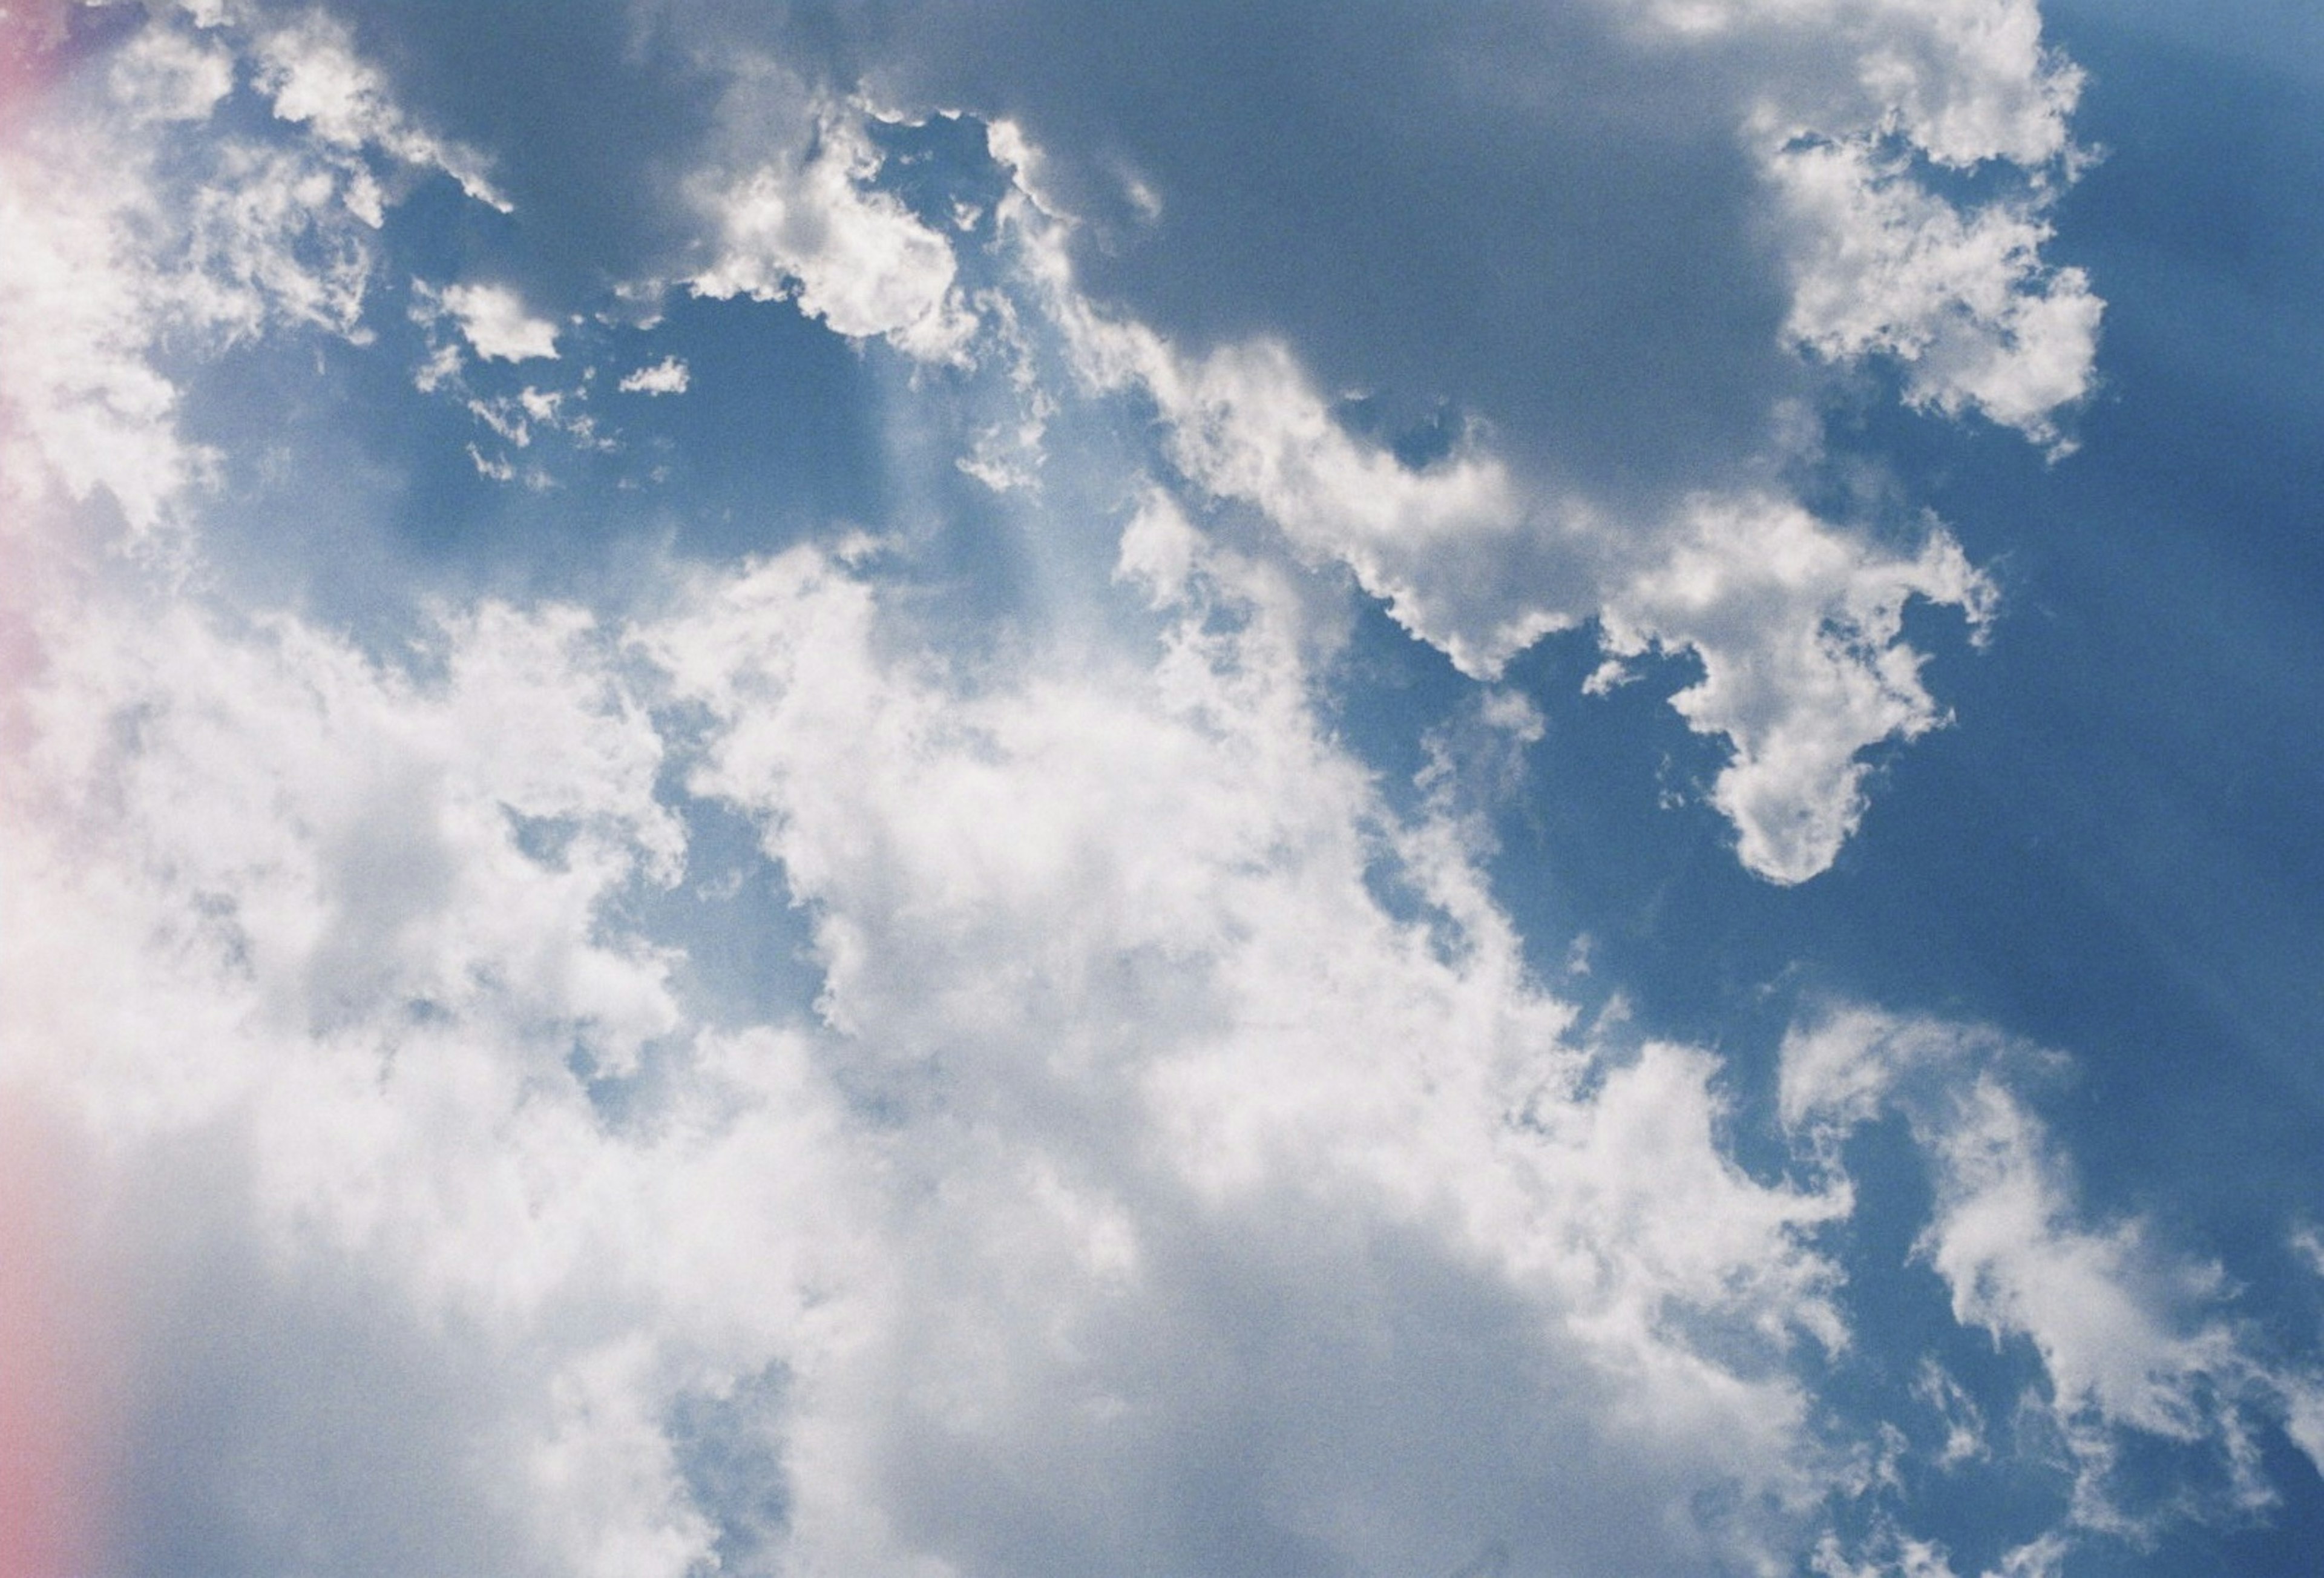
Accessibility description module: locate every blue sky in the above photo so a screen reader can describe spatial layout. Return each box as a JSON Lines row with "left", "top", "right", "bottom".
{"left": 1, "top": 3, "right": 2320, "bottom": 1576}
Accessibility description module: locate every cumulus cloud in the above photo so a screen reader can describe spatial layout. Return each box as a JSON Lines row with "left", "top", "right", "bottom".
{"left": 1627, "top": 0, "right": 2083, "bottom": 167}
{"left": 1770, "top": 134, "right": 2100, "bottom": 450}
{"left": 8, "top": 519, "right": 2306, "bottom": 1577}
{"left": 619, "top": 355, "right": 691, "bottom": 395}
{"left": 0, "top": 501, "right": 1888, "bottom": 1573}
{"left": 640, "top": 530, "right": 1871, "bottom": 1572}
{"left": 0, "top": 110, "right": 211, "bottom": 538}
{"left": 1, "top": 564, "right": 829, "bottom": 1578}
{"left": 432, "top": 281, "right": 561, "bottom": 363}
{"left": 690, "top": 100, "right": 975, "bottom": 361}
{"left": 697, "top": 0, "right": 2096, "bottom": 875}
{"left": 15, "top": 0, "right": 2100, "bottom": 878}
{"left": 1592, "top": 497, "right": 1995, "bottom": 883}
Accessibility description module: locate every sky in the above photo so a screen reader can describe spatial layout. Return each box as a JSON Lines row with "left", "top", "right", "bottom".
{"left": 0, "top": 2, "right": 2320, "bottom": 1576}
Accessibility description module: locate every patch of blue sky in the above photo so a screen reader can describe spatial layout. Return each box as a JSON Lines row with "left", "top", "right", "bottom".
{"left": 168, "top": 265, "right": 894, "bottom": 683}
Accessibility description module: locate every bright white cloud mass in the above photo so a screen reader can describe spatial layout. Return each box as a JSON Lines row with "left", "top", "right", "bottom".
{"left": 4, "top": 2, "right": 2323, "bottom": 1576}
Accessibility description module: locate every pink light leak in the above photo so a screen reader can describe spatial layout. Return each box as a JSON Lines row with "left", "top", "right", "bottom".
{"left": 0, "top": 1101, "right": 114, "bottom": 1578}
{"left": 0, "top": 4, "right": 70, "bottom": 142}
{"left": 3, "top": 23, "right": 128, "bottom": 1569}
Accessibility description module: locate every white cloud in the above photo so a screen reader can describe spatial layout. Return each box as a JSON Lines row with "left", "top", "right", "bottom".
{"left": 8, "top": 0, "right": 2095, "bottom": 883}
{"left": 1771, "top": 134, "right": 2100, "bottom": 450}
{"left": 0, "top": 524, "right": 1870, "bottom": 1577}
{"left": 0, "top": 5, "right": 531, "bottom": 544}
{"left": 619, "top": 355, "right": 691, "bottom": 395}
{"left": 1595, "top": 496, "right": 1995, "bottom": 883}
{"left": 1, "top": 565, "right": 858, "bottom": 1578}
{"left": 1081, "top": 324, "right": 1566, "bottom": 680}
{"left": 1631, "top": 0, "right": 2082, "bottom": 167}
{"left": 250, "top": 7, "right": 511, "bottom": 212}
{"left": 0, "top": 15, "right": 393, "bottom": 542}
{"left": 436, "top": 281, "right": 562, "bottom": 363}
{"left": 0, "top": 117, "right": 211, "bottom": 539}
{"left": 1641, "top": 0, "right": 2102, "bottom": 445}
{"left": 692, "top": 105, "right": 974, "bottom": 362}
{"left": 640, "top": 536, "right": 1859, "bottom": 1572}
{"left": 2, "top": 519, "right": 2311, "bottom": 1576}
{"left": 106, "top": 21, "right": 235, "bottom": 125}
{"left": 933, "top": 0, "right": 2098, "bottom": 877}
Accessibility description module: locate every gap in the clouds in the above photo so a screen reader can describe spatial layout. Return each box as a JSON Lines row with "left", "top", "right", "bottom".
{"left": 1328, "top": 390, "right": 1466, "bottom": 472}
{"left": 1324, "top": 602, "right": 1477, "bottom": 815}
{"left": 172, "top": 282, "right": 890, "bottom": 639}
{"left": 2160, "top": 1430, "right": 2324, "bottom": 1578}
{"left": 862, "top": 109, "right": 1017, "bottom": 238}
{"left": 1729, "top": 41, "right": 2324, "bottom": 1553}
{"left": 2051, "top": 2, "right": 2324, "bottom": 321}
{"left": 1468, "top": 621, "right": 1806, "bottom": 1080}
{"left": 667, "top": 1365, "right": 792, "bottom": 1573}
{"left": 866, "top": 363, "right": 1188, "bottom": 672}
{"left": 864, "top": 354, "right": 1055, "bottom": 651}
{"left": 632, "top": 291, "right": 890, "bottom": 559}
{"left": 154, "top": 70, "right": 914, "bottom": 632}
{"left": 1739, "top": 156, "right": 2324, "bottom": 1275}
{"left": 608, "top": 786, "right": 824, "bottom": 1036}
{"left": 378, "top": 135, "right": 533, "bottom": 284}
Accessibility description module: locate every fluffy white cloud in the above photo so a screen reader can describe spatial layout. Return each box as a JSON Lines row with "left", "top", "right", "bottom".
{"left": 8, "top": 0, "right": 2096, "bottom": 881}
{"left": 2, "top": 458, "right": 2309, "bottom": 1578}
{"left": 1593, "top": 496, "right": 1995, "bottom": 883}
{"left": 433, "top": 281, "right": 562, "bottom": 363}
{"left": 1071, "top": 322, "right": 1563, "bottom": 680}
{"left": 1630, "top": 0, "right": 2081, "bottom": 167}
{"left": 0, "top": 113, "right": 211, "bottom": 539}
{"left": 1771, "top": 134, "right": 2099, "bottom": 449}
{"left": 619, "top": 355, "right": 691, "bottom": 396}
{"left": 881, "top": 0, "right": 2094, "bottom": 875}
{"left": 103, "top": 19, "right": 236, "bottom": 125}
{"left": 11, "top": 507, "right": 2300, "bottom": 1577}
{"left": 0, "top": 516, "right": 1867, "bottom": 1576}
{"left": 1, "top": 559, "right": 859, "bottom": 1578}
{"left": 10, "top": 7, "right": 2302, "bottom": 1574}
{"left": 1637, "top": 0, "right": 2102, "bottom": 444}
{"left": 691, "top": 101, "right": 974, "bottom": 361}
